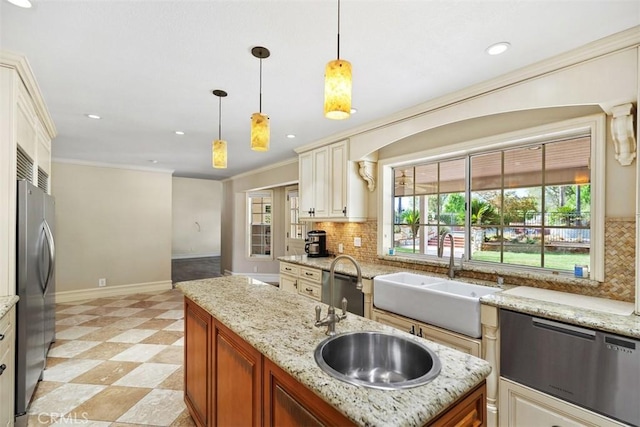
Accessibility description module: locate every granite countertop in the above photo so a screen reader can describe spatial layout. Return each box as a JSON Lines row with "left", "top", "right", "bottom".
{"left": 0, "top": 295, "right": 19, "bottom": 319}
{"left": 278, "top": 255, "right": 401, "bottom": 279}
{"left": 481, "top": 289, "right": 640, "bottom": 339}
{"left": 177, "top": 276, "right": 491, "bottom": 427}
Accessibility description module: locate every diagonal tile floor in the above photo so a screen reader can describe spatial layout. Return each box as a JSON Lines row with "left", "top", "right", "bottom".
{"left": 26, "top": 289, "right": 196, "bottom": 427}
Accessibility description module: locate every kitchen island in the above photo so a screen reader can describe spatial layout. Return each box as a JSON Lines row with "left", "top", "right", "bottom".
{"left": 177, "top": 276, "right": 491, "bottom": 427}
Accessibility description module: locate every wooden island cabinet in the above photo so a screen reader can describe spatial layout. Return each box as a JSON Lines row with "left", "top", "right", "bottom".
{"left": 184, "top": 296, "right": 487, "bottom": 427}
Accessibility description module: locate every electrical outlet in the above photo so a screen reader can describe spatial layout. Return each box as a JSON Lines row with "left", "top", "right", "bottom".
{"left": 253, "top": 266, "right": 258, "bottom": 273}
{"left": 98, "top": 278, "right": 107, "bottom": 287}
{"left": 338, "top": 243, "right": 344, "bottom": 253}
{"left": 354, "top": 237, "right": 362, "bottom": 247}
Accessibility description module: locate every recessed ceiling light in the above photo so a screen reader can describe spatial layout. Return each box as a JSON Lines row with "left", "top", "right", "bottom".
{"left": 350, "top": 108, "right": 358, "bottom": 114}
{"left": 286, "top": 134, "right": 296, "bottom": 139}
{"left": 175, "top": 131, "right": 185, "bottom": 135}
{"left": 149, "top": 160, "right": 158, "bottom": 164}
{"left": 486, "top": 42, "right": 511, "bottom": 56}
{"left": 6, "top": 0, "right": 32, "bottom": 8}
{"left": 86, "top": 114, "right": 101, "bottom": 119}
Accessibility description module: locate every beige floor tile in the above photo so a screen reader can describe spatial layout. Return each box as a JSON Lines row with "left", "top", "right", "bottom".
{"left": 134, "top": 318, "right": 177, "bottom": 330}
{"left": 134, "top": 308, "right": 172, "bottom": 318}
{"left": 56, "top": 314, "right": 99, "bottom": 326}
{"left": 25, "top": 414, "right": 53, "bottom": 426}
{"left": 116, "top": 389, "right": 184, "bottom": 426}
{"left": 113, "top": 363, "right": 180, "bottom": 388}
{"left": 148, "top": 346, "right": 183, "bottom": 365}
{"left": 67, "top": 386, "right": 152, "bottom": 422}
{"left": 82, "top": 298, "right": 119, "bottom": 307}
{"left": 103, "top": 307, "right": 146, "bottom": 318}
{"left": 70, "top": 360, "right": 141, "bottom": 385}
{"left": 157, "top": 366, "right": 183, "bottom": 391}
{"left": 109, "top": 343, "right": 167, "bottom": 362}
{"left": 155, "top": 310, "right": 183, "bottom": 320}
{"left": 102, "top": 299, "right": 137, "bottom": 308}
{"left": 141, "top": 330, "right": 184, "bottom": 345}
{"left": 47, "top": 340, "right": 101, "bottom": 358}
{"left": 127, "top": 300, "right": 162, "bottom": 309}
{"left": 75, "top": 342, "right": 133, "bottom": 360}
{"left": 55, "top": 326, "right": 101, "bottom": 340}
{"left": 43, "top": 359, "right": 103, "bottom": 382}
{"left": 110, "top": 317, "right": 150, "bottom": 329}
{"left": 28, "top": 383, "right": 106, "bottom": 417}
{"left": 83, "top": 306, "right": 123, "bottom": 316}
{"left": 149, "top": 301, "right": 184, "bottom": 310}
{"left": 45, "top": 357, "right": 69, "bottom": 369}
{"left": 56, "top": 305, "right": 95, "bottom": 315}
{"left": 31, "top": 380, "right": 65, "bottom": 402}
{"left": 79, "top": 327, "right": 125, "bottom": 342}
{"left": 163, "top": 319, "right": 184, "bottom": 332}
{"left": 107, "top": 329, "right": 157, "bottom": 344}
{"left": 143, "top": 294, "right": 175, "bottom": 302}
{"left": 126, "top": 293, "right": 155, "bottom": 300}
{"left": 77, "top": 316, "right": 122, "bottom": 328}
{"left": 170, "top": 409, "right": 197, "bottom": 426}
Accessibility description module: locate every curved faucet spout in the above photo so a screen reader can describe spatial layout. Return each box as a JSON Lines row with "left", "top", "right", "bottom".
{"left": 438, "top": 232, "right": 457, "bottom": 279}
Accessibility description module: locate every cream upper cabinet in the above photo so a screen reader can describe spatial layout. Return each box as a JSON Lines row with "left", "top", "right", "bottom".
{"left": 298, "top": 139, "right": 367, "bottom": 222}
{"left": 0, "top": 51, "right": 56, "bottom": 296}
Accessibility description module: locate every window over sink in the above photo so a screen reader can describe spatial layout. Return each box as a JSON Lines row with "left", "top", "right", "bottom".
{"left": 384, "top": 115, "right": 605, "bottom": 280}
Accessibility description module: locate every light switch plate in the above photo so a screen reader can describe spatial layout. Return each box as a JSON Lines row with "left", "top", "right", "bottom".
{"left": 354, "top": 237, "right": 362, "bottom": 247}
{"left": 338, "top": 243, "right": 344, "bottom": 253}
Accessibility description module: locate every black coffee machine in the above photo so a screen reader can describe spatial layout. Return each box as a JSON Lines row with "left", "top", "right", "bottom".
{"left": 305, "top": 230, "right": 329, "bottom": 257}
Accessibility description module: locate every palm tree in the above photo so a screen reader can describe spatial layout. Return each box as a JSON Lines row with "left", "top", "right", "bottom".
{"left": 401, "top": 209, "right": 420, "bottom": 237}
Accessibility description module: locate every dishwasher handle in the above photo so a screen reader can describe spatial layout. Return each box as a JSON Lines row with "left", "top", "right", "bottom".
{"left": 532, "top": 317, "right": 596, "bottom": 340}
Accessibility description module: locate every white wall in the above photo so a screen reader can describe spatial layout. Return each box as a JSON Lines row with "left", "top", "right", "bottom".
{"left": 52, "top": 162, "right": 172, "bottom": 298}
{"left": 172, "top": 177, "right": 222, "bottom": 258}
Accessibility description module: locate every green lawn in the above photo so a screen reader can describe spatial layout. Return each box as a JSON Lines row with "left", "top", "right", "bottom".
{"left": 393, "top": 247, "right": 589, "bottom": 271}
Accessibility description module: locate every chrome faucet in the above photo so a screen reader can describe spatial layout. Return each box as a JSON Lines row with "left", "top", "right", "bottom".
{"left": 315, "top": 255, "right": 363, "bottom": 336}
{"left": 438, "top": 232, "right": 457, "bottom": 279}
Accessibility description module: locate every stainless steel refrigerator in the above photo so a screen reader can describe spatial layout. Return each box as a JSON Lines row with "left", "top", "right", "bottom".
{"left": 15, "top": 180, "right": 56, "bottom": 424}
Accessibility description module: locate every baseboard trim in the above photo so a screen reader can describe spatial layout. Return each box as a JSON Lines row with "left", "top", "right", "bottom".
{"left": 224, "top": 271, "right": 279, "bottom": 284}
{"left": 55, "top": 280, "right": 173, "bottom": 303}
{"left": 171, "top": 253, "right": 220, "bottom": 260}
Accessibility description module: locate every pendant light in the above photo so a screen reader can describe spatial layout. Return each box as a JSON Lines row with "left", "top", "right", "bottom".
{"left": 324, "top": 0, "right": 352, "bottom": 120}
{"left": 212, "top": 89, "right": 228, "bottom": 169}
{"left": 251, "top": 46, "right": 270, "bottom": 152}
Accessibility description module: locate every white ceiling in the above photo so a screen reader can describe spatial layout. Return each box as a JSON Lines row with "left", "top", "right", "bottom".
{"left": 1, "top": 1, "right": 638, "bottom": 180}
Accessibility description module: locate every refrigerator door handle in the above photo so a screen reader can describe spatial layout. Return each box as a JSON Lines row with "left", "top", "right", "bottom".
{"left": 42, "top": 219, "right": 55, "bottom": 294}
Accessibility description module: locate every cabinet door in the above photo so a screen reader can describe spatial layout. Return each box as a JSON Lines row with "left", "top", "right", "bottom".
{"left": 263, "top": 358, "right": 353, "bottom": 427}
{"left": 499, "top": 378, "right": 626, "bottom": 427}
{"left": 279, "top": 274, "right": 298, "bottom": 293}
{"left": 329, "top": 140, "right": 347, "bottom": 217}
{"left": 0, "top": 307, "right": 15, "bottom": 427}
{"left": 417, "top": 321, "right": 482, "bottom": 357}
{"left": 298, "top": 151, "right": 314, "bottom": 219}
{"left": 371, "top": 309, "right": 415, "bottom": 335}
{"left": 184, "top": 298, "right": 212, "bottom": 427}
{"left": 214, "top": 322, "right": 262, "bottom": 427}
{"left": 431, "top": 382, "right": 486, "bottom": 427}
{"left": 312, "top": 147, "right": 329, "bottom": 217}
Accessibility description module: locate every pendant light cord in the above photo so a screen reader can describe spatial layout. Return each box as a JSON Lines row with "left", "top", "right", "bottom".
{"left": 218, "top": 96, "right": 222, "bottom": 140}
{"left": 337, "top": 0, "right": 341, "bottom": 59}
{"left": 259, "top": 57, "right": 263, "bottom": 113}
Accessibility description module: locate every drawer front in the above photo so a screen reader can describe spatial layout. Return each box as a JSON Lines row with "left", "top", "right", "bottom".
{"left": 298, "top": 281, "right": 322, "bottom": 301}
{"left": 279, "top": 263, "right": 299, "bottom": 276}
{"left": 298, "top": 267, "right": 321, "bottom": 284}
{"left": 0, "top": 308, "right": 14, "bottom": 359}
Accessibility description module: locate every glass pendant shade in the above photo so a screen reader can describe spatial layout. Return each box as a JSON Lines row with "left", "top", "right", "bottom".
{"left": 212, "top": 139, "right": 227, "bottom": 169}
{"left": 324, "top": 59, "right": 352, "bottom": 120}
{"left": 250, "top": 112, "right": 270, "bottom": 152}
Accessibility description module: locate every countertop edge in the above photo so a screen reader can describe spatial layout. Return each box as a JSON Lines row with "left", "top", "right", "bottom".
{"left": 0, "top": 295, "right": 19, "bottom": 319}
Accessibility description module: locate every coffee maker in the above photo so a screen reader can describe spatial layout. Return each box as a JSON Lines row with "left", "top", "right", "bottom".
{"left": 304, "top": 230, "right": 328, "bottom": 257}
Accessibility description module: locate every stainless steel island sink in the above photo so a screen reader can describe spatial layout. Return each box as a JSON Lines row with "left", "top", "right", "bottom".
{"left": 314, "top": 331, "right": 441, "bottom": 390}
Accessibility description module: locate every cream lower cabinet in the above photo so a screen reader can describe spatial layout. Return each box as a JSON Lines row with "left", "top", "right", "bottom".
{"left": 371, "top": 308, "right": 481, "bottom": 357}
{"left": 499, "top": 378, "right": 626, "bottom": 427}
{"left": 279, "top": 262, "right": 322, "bottom": 302}
{"left": 0, "top": 306, "right": 16, "bottom": 427}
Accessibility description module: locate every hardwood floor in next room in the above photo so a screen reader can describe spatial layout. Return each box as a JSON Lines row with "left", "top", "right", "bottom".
{"left": 26, "top": 289, "right": 196, "bottom": 427}
{"left": 171, "top": 256, "right": 222, "bottom": 284}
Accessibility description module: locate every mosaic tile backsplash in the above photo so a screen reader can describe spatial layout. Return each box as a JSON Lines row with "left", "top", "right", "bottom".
{"left": 316, "top": 218, "right": 636, "bottom": 303}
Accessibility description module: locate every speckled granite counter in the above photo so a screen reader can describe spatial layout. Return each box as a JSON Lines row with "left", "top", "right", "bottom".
{"left": 177, "top": 276, "right": 491, "bottom": 427}
{"left": 278, "top": 255, "right": 402, "bottom": 279}
{"left": 481, "top": 289, "right": 640, "bottom": 339}
{"left": 0, "top": 295, "right": 19, "bottom": 319}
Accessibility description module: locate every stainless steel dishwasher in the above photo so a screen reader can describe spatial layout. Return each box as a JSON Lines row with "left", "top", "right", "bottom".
{"left": 500, "top": 309, "right": 640, "bottom": 426}
{"left": 321, "top": 271, "right": 364, "bottom": 317}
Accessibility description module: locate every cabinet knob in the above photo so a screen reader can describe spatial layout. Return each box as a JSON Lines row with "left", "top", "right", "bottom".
{"left": 0, "top": 364, "right": 6, "bottom": 376}
{"left": 305, "top": 287, "right": 313, "bottom": 293}
{"left": 0, "top": 333, "right": 4, "bottom": 341}
{"left": 418, "top": 328, "right": 424, "bottom": 338}
{"left": 409, "top": 325, "right": 416, "bottom": 335}
{"left": 294, "top": 280, "right": 298, "bottom": 289}
{"left": 342, "top": 206, "right": 347, "bottom": 216}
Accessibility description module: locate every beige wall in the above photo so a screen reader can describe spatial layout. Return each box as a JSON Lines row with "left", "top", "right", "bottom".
{"left": 221, "top": 160, "right": 298, "bottom": 277}
{"left": 52, "top": 162, "right": 172, "bottom": 295}
{"left": 172, "top": 177, "right": 222, "bottom": 258}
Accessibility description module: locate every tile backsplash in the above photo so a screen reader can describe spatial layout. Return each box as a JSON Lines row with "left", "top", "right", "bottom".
{"left": 316, "top": 218, "right": 636, "bottom": 303}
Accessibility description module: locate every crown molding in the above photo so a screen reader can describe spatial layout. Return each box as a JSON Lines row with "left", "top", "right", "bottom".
{"left": 52, "top": 158, "right": 175, "bottom": 174}
{"left": 1, "top": 49, "right": 57, "bottom": 139}
{"left": 295, "top": 25, "right": 640, "bottom": 156}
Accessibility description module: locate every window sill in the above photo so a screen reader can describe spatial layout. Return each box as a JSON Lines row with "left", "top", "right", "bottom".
{"left": 378, "top": 253, "right": 601, "bottom": 289}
